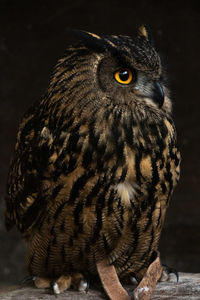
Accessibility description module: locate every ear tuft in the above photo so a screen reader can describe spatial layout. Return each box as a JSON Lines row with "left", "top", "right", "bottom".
{"left": 72, "top": 29, "right": 105, "bottom": 52}
{"left": 137, "top": 25, "right": 152, "bottom": 43}
{"left": 73, "top": 29, "right": 101, "bottom": 40}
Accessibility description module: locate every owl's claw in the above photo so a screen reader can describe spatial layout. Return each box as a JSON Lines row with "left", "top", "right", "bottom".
{"left": 51, "top": 281, "right": 61, "bottom": 295}
{"left": 21, "top": 275, "right": 36, "bottom": 285}
{"left": 50, "top": 275, "right": 71, "bottom": 294}
{"left": 160, "top": 264, "right": 179, "bottom": 282}
{"left": 129, "top": 272, "right": 141, "bottom": 284}
{"left": 77, "top": 278, "right": 90, "bottom": 292}
{"left": 71, "top": 273, "right": 90, "bottom": 292}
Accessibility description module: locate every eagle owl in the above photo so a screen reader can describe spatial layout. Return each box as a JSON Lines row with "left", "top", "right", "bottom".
{"left": 5, "top": 26, "right": 180, "bottom": 295}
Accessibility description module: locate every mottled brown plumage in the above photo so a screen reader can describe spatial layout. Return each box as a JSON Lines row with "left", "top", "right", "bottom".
{"left": 5, "top": 26, "right": 180, "bottom": 294}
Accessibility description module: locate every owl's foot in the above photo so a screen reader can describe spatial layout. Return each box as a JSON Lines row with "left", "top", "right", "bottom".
{"left": 52, "top": 273, "right": 89, "bottom": 295}
{"left": 34, "top": 276, "right": 52, "bottom": 289}
{"left": 160, "top": 264, "right": 179, "bottom": 282}
{"left": 22, "top": 273, "right": 89, "bottom": 294}
{"left": 71, "top": 273, "right": 89, "bottom": 292}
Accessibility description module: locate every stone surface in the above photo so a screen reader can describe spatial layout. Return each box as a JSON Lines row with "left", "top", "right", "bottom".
{"left": 0, "top": 273, "right": 200, "bottom": 300}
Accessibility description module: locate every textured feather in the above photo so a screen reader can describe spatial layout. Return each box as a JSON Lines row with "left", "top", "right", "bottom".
{"left": 5, "top": 31, "right": 180, "bottom": 281}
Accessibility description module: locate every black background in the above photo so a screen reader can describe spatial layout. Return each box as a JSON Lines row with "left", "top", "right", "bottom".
{"left": 0, "top": 0, "right": 199, "bottom": 287}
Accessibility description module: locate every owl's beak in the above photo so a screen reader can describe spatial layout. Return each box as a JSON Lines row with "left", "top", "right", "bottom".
{"left": 153, "top": 81, "right": 164, "bottom": 108}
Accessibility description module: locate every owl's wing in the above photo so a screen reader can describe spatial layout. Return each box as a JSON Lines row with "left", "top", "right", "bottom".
{"left": 5, "top": 103, "right": 54, "bottom": 233}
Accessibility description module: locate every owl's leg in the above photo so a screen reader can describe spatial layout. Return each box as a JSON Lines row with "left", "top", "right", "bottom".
{"left": 133, "top": 252, "right": 163, "bottom": 300}
{"left": 160, "top": 264, "right": 179, "bottom": 282}
{"left": 52, "top": 273, "right": 89, "bottom": 295}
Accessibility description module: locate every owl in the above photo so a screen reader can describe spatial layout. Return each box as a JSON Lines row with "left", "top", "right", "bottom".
{"left": 5, "top": 26, "right": 180, "bottom": 296}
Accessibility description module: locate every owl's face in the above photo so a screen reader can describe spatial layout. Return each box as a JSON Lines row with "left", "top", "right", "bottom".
{"left": 51, "top": 26, "right": 171, "bottom": 120}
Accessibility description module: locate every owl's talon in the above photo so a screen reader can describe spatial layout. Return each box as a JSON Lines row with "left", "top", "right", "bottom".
{"left": 21, "top": 275, "right": 36, "bottom": 285}
{"left": 129, "top": 272, "right": 140, "bottom": 284}
{"left": 160, "top": 264, "right": 179, "bottom": 282}
{"left": 52, "top": 282, "right": 61, "bottom": 295}
{"left": 78, "top": 279, "right": 90, "bottom": 292}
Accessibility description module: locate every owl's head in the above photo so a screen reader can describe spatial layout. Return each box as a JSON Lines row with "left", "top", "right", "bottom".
{"left": 50, "top": 26, "right": 171, "bottom": 121}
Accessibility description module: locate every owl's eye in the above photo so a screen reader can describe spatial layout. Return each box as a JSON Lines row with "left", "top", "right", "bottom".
{"left": 114, "top": 68, "right": 133, "bottom": 85}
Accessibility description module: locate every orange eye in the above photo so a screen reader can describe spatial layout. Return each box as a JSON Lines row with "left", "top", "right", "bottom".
{"left": 114, "top": 68, "right": 133, "bottom": 85}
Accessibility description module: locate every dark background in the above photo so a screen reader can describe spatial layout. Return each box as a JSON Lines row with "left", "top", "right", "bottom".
{"left": 0, "top": 0, "right": 199, "bottom": 288}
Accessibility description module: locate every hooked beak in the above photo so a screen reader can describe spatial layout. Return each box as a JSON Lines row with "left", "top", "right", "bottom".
{"left": 153, "top": 81, "right": 165, "bottom": 108}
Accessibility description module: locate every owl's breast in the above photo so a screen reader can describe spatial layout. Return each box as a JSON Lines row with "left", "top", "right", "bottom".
{"left": 109, "top": 116, "right": 180, "bottom": 236}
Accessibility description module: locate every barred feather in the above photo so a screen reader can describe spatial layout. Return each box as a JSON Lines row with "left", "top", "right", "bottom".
{"left": 5, "top": 29, "right": 180, "bottom": 281}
